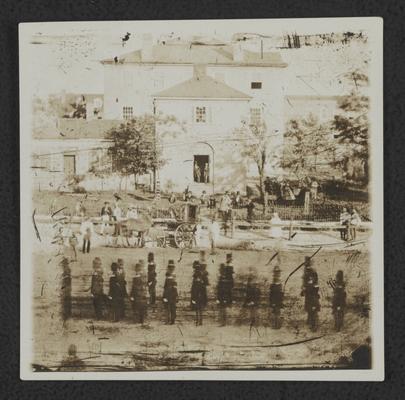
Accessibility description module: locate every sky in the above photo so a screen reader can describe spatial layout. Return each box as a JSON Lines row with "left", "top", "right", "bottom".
{"left": 19, "top": 18, "right": 376, "bottom": 97}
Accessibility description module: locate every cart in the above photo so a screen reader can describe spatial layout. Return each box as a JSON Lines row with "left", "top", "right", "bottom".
{"left": 165, "top": 202, "right": 200, "bottom": 249}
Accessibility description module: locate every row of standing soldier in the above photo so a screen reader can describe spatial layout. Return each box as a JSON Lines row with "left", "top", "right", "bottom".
{"left": 62, "top": 252, "right": 347, "bottom": 331}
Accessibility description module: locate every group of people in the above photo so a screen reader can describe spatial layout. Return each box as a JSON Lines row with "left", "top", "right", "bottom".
{"left": 90, "top": 254, "right": 158, "bottom": 323}
{"left": 339, "top": 207, "right": 362, "bottom": 241}
{"left": 58, "top": 251, "right": 348, "bottom": 332}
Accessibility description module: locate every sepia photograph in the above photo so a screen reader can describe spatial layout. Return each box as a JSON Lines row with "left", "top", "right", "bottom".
{"left": 19, "top": 18, "right": 383, "bottom": 380}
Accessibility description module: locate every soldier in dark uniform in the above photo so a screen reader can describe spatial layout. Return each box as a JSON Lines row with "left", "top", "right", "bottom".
{"left": 199, "top": 251, "right": 209, "bottom": 307}
{"left": 108, "top": 262, "right": 126, "bottom": 322}
{"left": 301, "top": 256, "right": 318, "bottom": 296}
{"left": 130, "top": 263, "right": 148, "bottom": 324}
{"left": 60, "top": 257, "right": 72, "bottom": 321}
{"left": 116, "top": 258, "right": 127, "bottom": 319}
{"left": 162, "top": 260, "right": 178, "bottom": 324}
{"left": 332, "top": 270, "right": 347, "bottom": 331}
{"left": 147, "top": 252, "right": 157, "bottom": 305}
{"left": 244, "top": 272, "right": 261, "bottom": 327}
{"left": 225, "top": 253, "right": 235, "bottom": 303}
{"left": 191, "top": 263, "right": 206, "bottom": 326}
{"left": 269, "top": 265, "right": 284, "bottom": 329}
{"left": 90, "top": 257, "right": 105, "bottom": 319}
{"left": 304, "top": 277, "right": 321, "bottom": 331}
{"left": 216, "top": 263, "right": 233, "bottom": 326}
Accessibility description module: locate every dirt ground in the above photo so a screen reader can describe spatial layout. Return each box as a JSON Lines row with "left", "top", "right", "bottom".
{"left": 31, "top": 223, "right": 371, "bottom": 371}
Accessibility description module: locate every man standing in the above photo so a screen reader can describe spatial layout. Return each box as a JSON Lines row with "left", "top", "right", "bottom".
{"left": 216, "top": 263, "right": 232, "bottom": 326}
{"left": 224, "top": 253, "right": 235, "bottom": 303}
{"left": 269, "top": 265, "right": 284, "bottom": 329}
{"left": 332, "top": 270, "right": 347, "bottom": 331}
{"left": 100, "top": 201, "right": 112, "bottom": 236}
{"left": 60, "top": 257, "right": 72, "bottom": 321}
{"left": 108, "top": 262, "right": 126, "bottom": 322}
{"left": 80, "top": 216, "right": 94, "bottom": 253}
{"left": 162, "top": 260, "right": 178, "bottom": 325}
{"left": 147, "top": 252, "right": 157, "bottom": 305}
{"left": 130, "top": 263, "right": 148, "bottom": 324}
{"left": 246, "top": 197, "right": 255, "bottom": 223}
{"left": 219, "top": 191, "right": 232, "bottom": 235}
{"left": 90, "top": 257, "right": 105, "bottom": 319}
{"left": 304, "top": 277, "right": 321, "bottom": 331}
{"left": 194, "top": 162, "right": 201, "bottom": 183}
{"left": 339, "top": 207, "right": 351, "bottom": 241}
{"left": 191, "top": 263, "right": 206, "bottom": 326}
{"left": 204, "top": 162, "right": 209, "bottom": 183}
{"left": 244, "top": 273, "right": 261, "bottom": 328}
{"left": 301, "top": 256, "right": 318, "bottom": 296}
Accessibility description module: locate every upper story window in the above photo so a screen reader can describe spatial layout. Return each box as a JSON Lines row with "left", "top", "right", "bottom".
{"left": 195, "top": 106, "right": 207, "bottom": 123}
{"left": 122, "top": 106, "right": 133, "bottom": 120}
{"left": 251, "top": 82, "right": 262, "bottom": 89}
{"left": 250, "top": 107, "right": 262, "bottom": 125}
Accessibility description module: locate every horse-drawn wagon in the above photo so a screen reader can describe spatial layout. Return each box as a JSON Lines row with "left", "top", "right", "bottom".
{"left": 102, "top": 201, "right": 201, "bottom": 249}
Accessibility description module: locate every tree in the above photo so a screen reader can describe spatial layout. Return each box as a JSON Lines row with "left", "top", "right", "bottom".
{"left": 332, "top": 71, "right": 369, "bottom": 184}
{"left": 282, "top": 113, "right": 336, "bottom": 180}
{"left": 234, "top": 119, "right": 279, "bottom": 213}
{"left": 105, "top": 114, "right": 183, "bottom": 192}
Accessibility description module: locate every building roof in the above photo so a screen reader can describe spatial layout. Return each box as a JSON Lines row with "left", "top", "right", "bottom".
{"left": 101, "top": 43, "right": 287, "bottom": 67}
{"left": 33, "top": 119, "right": 122, "bottom": 140}
{"left": 153, "top": 73, "right": 252, "bottom": 100}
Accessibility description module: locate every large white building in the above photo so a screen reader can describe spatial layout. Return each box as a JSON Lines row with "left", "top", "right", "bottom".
{"left": 33, "top": 36, "right": 362, "bottom": 193}
{"left": 100, "top": 37, "right": 289, "bottom": 193}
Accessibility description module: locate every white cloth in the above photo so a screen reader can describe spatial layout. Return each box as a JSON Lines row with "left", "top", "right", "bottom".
{"left": 80, "top": 220, "right": 94, "bottom": 236}
{"left": 209, "top": 221, "right": 220, "bottom": 242}
{"left": 269, "top": 215, "right": 283, "bottom": 238}
{"left": 126, "top": 209, "right": 138, "bottom": 219}
{"left": 219, "top": 195, "right": 232, "bottom": 212}
{"left": 113, "top": 207, "right": 122, "bottom": 221}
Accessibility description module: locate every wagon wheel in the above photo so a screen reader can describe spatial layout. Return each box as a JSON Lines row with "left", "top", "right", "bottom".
{"left": 174, "top": 223, "right": 195, "bottom": 248}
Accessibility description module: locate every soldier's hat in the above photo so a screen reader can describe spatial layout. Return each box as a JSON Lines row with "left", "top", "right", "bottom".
{"left": 138, "top": 259, "right": 145, "bottom": 268}
{"left": 111, "top": 262, "right": 118, "bottom": 272}
{"left": 135, "top": 263, "right": 142, "bottom": 273}
{"left": 219, "top": 263, "right": 226, "bottom": 275}
{"left": 273, "top": 268, "right": 281, "bottom": 283}
{"left": 192, "top": 260, "right": 200, "bottom": 271}
{"left": 199, "top": 250, "right": 206, "bottom": 260}
{"left": 92, "top": 257, "right": 102, "bottom": 268}
{"left": 226, "top": 253, "right": 233, "bottom": 263}
{"left": 117, "top": 258, "right": 124, "bottom": 265}
{"left": 167, "top": 259, "right": 175, "bottom": 271}
{"left": 336, "top": 270, "right": 344, "bottom": 283}
{"left": 148, "top": 252, "right": 154, "bottom": 262}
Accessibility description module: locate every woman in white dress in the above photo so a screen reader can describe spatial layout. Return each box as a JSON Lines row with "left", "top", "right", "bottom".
{"left": 269, "top": 212, "right": 283, "bottom": 239}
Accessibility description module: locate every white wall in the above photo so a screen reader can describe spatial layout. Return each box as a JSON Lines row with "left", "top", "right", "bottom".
{"left": 154, "top": 97, "right": 281, "bottom": 194}
{"left": 103, "top": 63, "right": 288, "bottom": 134}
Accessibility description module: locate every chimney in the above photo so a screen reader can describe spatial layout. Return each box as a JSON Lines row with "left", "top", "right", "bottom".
{"left": 141, "top": 33, "right": 153, "bottom": 62}
{"left": 193, "top": 64, "right": 207, "bottom": 80}
{"left": 232, "top": 42, "right": 244, "bottom": 62}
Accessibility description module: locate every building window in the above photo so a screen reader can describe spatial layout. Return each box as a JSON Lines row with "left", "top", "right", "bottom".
{"left": 122, "top": 106, "right": 133, "bottom": 120}
{"left": 251, "top": 82, "right": 262, "bottom": 89}
{"left": 194, "top": 155, "right": 209, "bottom": 183}
{"left": 250, "top": 108, "right": 262, "bottom": 125}
{"left": 195, "top": 106, "right": 207, "bottom": 123}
